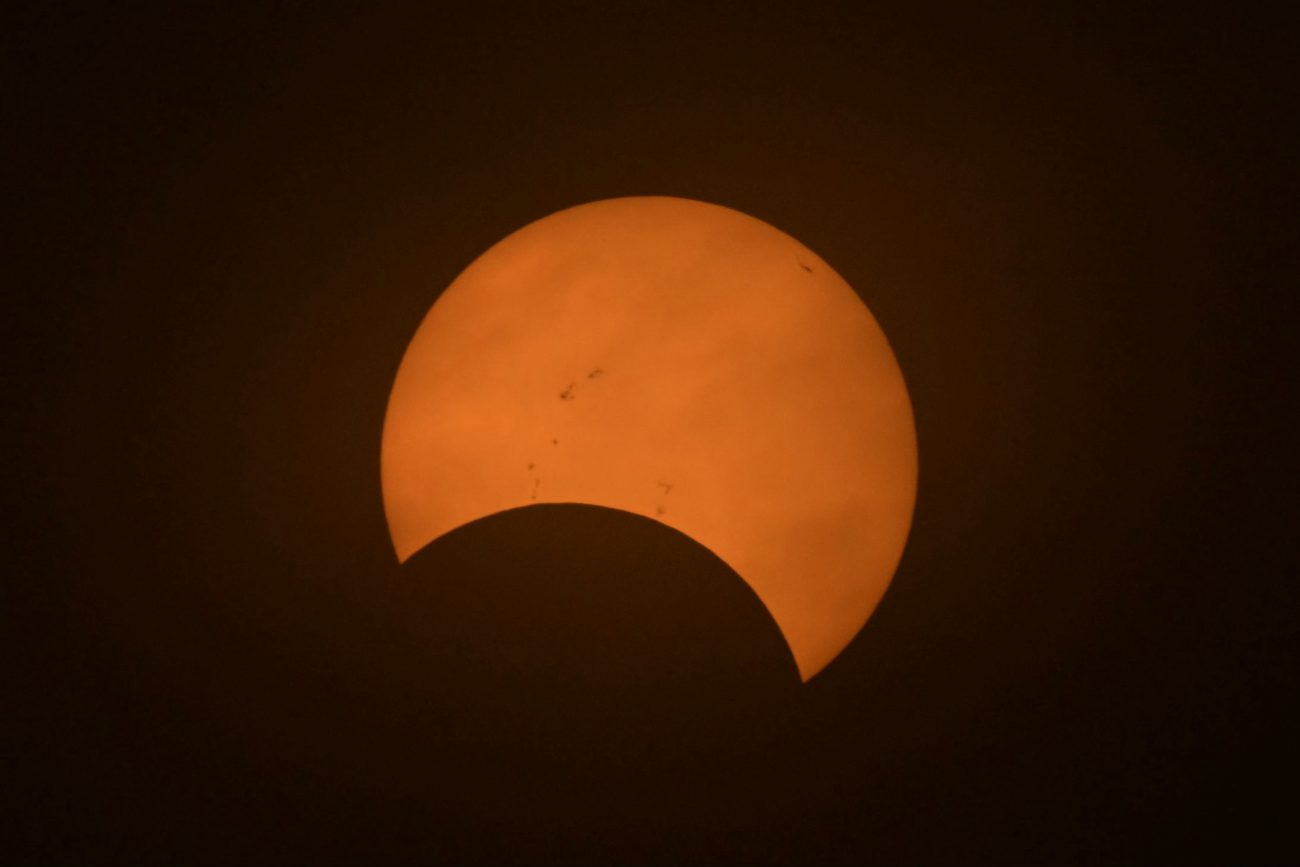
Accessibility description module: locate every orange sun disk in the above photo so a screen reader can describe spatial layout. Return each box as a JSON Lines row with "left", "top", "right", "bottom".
{"left": 381, "top": 197, "right": 917, "bottom": 679}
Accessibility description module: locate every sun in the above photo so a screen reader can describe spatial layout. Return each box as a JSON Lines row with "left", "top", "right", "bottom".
{"left": 381, "top": 196, "right": 916, "bottom": 679}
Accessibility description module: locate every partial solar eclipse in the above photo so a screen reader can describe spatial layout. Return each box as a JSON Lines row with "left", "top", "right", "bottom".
{"left": 382, "top": 197, "right": 916, "bottom": 679}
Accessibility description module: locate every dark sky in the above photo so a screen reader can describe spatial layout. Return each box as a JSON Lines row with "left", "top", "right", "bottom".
{"left": 6, "top": 5, "right": 1293, "bottom": 864}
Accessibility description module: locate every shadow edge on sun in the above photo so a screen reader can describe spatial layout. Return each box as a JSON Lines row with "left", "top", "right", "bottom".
{"left": 389, "top": 502, "right": 804, "bottom": 693}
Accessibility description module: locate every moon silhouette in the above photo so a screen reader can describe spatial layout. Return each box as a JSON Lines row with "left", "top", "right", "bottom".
{"left": 381, "top": 197, "right": 916, "bottom": 679}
